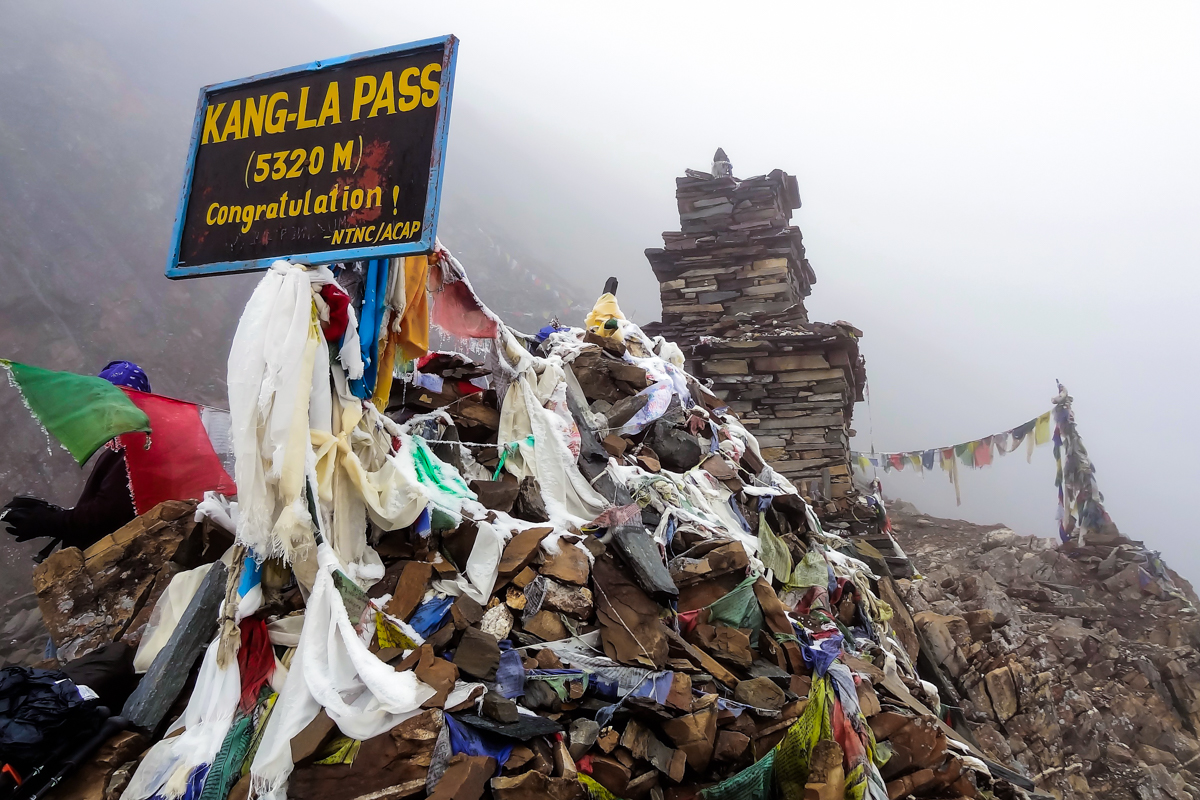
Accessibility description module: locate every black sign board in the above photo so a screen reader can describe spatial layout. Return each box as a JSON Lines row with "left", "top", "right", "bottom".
{"left": 167, "top": 35, "right": 457, "bottom": 278}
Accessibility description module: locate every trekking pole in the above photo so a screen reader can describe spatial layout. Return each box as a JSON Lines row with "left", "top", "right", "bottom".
{"left": 18, "top": 713, "right": 127, "bottom": 800}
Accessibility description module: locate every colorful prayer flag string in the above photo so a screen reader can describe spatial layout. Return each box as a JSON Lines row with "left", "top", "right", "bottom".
{"left": 851, "top": 409, "right": 1054, "bottom": 506}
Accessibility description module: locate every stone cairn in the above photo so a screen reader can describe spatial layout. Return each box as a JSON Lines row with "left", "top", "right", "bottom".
{"left": 644, "top": 151, "right": 866, "bottom": 516}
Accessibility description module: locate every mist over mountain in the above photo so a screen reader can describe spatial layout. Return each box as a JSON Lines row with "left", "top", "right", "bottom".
{"left": 0, "top": 0, "right": 591, "bottom": 582}
{"left": 2, "top": 1, "right": 1197, "bottom": 596}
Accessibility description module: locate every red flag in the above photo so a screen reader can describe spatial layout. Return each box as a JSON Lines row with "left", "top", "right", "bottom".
{"left": 974, "top": 437, "right": 994, "bottom": 468}
{"left": 117, "top": 389, "right": 236, "bottom": 514}
{"left": 430, "top": 278, "right": 498, "bottom": 339}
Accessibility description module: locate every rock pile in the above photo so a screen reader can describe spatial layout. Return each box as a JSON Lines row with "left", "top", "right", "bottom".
{"left": 645, "top": 155, "right": 813, "bottom": 337}
{"left": 1, "top": 155, "right": 1152, "bottom": 800}
{"left": 689, "top": 320, "right": 865, "bottom": 509}
{"left": 5, "top": 308, "right": 1046, "bottom": 800}
{"left": 643, "top": 153, "right": 866, "bottom": 516}
{"left": 885, "top": 501, "right": 1200, "bottom": 800}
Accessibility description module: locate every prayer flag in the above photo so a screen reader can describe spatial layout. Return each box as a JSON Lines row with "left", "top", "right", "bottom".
{"left": 956, "top": 442, "right": 976, "bottom": 467}
{"left": 118, "top": 389, "right": 237, "bottom": 514}
{"left": 1034, "top": 412, "right": 1052, "bottom": 446}
{"left": 974, "top": 437, "right": 993, "bottom": 467}
{"left": 430, "top": 273, "right": 498, "bottom": 340}
{"left": 888, "top": 453, "right": 905, "bottom": 471}
{"left": 940, "top": 448, "right": 955, "bottom": 470}
{"left": 2, "top": 360, "right": 151, "bottom": 466}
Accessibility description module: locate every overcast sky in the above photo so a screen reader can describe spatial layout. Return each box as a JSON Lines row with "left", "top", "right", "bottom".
{"left": 317, "top": 2, "right": 1200, "bottom": 580}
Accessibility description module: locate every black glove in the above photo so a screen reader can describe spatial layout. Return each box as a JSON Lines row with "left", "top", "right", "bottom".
{"left": 1, "top": 496, "right": 64, "bottom": 542}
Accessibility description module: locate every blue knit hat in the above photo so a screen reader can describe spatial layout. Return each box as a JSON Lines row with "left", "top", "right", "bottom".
{"left": 98, "top": 360, "right": 151, "bottom": 393}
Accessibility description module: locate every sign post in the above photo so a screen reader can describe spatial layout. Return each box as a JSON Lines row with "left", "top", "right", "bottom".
{"left": 166, "top": 35, "right": 457, "bottom": 279}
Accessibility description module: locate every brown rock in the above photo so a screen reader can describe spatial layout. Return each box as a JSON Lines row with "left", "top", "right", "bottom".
{"left": 885, "top": 768, "right": 936, "bottom": 800}
{"left": 912, "top": 611, "right": 970, "bottom": 678}
{"left": 497, "top": 526, "right": 555, "bottom": 581}
{"left": 33, "top": 500, "right": 206, "bottom": 661}
{"left": 442, "top": 523, "right": 479, "bottom": 574}
{"left": 620, "top": 719, "right": 686, "bottom": 783}
{"left": 491, "top": 771, "right": 585, "bottom": 800}
{"left": 453, "top": 627, "right": 501, "bottom": 680}
{"left": 552, "top": 735, "right": 578, "bottom": 779}
{"left": 535, "top": 648, "right": 563, "bottom": 669}
{"left": 984, "top": 666, "right": 1018, "bottom": 722}
{"left": 803, "top": 739, "right": 844, "bottom": 800}
{"left": 541, "top": 542, "right": 591, "bottom": 586}
{"left": 962, "top": 609, "right": 996, "bottom": 641}
{"left": 660, "top": 701, "right": 717, "bottom": 771}
{"left": 636, "top": 453, "right": 661, "bottom": 473}
{"left": 451, "top": 594, "right": 484, "bottom": 630}
{"left": 625, "top": 771, "right": 659, "bottom": 800}
{"left": 871, "top": 712, "right": 947, "bottom": 779}
{"left": 428, "top": 754, "right": 495, "bottom": 800}
{"left": 665, "top": 672, "right": 693, "bottom": 712}
{"left": 665, "top": 628, "right": 739, "bottom": 687}
{"left": 511, "top": 567, "right": 538, "bottom": 589}
{"left": 469, "top": 479, "right": 520, "bottom": 514}
{"left": 291, "top": 710, "right": 337, "bottom": 763}
{"left": 512, "top": 477, "right": 551, "bottom": 523}
{"left": 415, "top": 645, "right": 459, "bottom": 708}
{"left": 543, "top": 579, "right": 594, "bottom": 619}
{"left": 523, "top": 679, "right": 561, "bottom": 711}
{"left": 733, "top": 676, "right": 785, "bottom": 711}
{"left": 596, "top": 727, "right": 621, "bottom": 753}
{"left": 594, "top": 556, "right": 669, "bottom": 668}
{"left": 694, "top": 625, "right": 753, "bottom": 669}
{"left": 384, "top": 562, "right": 433, "bottom": 622}
{"left": 587, "top": 754, "right": 632, "bottom": 795}
{"left": 856, "top": 682, "right": 882, "bottom": 718}
{"left": 523, "top": 610, "right": 570, "bottom": 642}
{"left": 505, "top": 585, "right": 527, "bottom": 611}
{"left": 713, "top": 730, "right": 750, "bottom": 763}
{"left": 601, "top": 434, "right": 628, "bottom": 457}
{"left": 44, "top": 730, "right": 146, "bottom": 800}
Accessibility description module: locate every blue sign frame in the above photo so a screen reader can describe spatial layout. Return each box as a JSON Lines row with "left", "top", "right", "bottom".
{"left": 166, "top": 35, "right": 458, "bottom": 279}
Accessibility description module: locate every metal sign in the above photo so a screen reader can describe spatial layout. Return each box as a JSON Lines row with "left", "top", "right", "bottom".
{"left": 166, "top": 35, "right": 458, "bottom": 279}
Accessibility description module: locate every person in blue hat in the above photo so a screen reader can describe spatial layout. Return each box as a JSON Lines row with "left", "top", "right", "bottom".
{"left": 2, "top": 361, "right": 149, "bottom": 559}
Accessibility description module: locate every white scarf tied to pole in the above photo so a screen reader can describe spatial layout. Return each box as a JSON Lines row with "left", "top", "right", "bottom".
{"left": 249, "top": 542, "right": 437, "bottom": 799}
{"left": 497, "top": 330, "right": 609, "bottom": 527}
{"left": 227, "top": 261, "right": 321, "bottom": 564}
{"left": 121, "top": 639, "right": 240, "bottom": 800}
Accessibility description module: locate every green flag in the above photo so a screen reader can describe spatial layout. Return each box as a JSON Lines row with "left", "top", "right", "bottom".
{"left": 3, "top": 360, "right": 151, "bottom": 466}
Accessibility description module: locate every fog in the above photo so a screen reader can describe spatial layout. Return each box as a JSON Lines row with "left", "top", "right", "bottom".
{"left": 1, "top": 2, "right": 1198, "bottom": 585}
{"left": 321, "top": 1, "right": 1200, "bottom": 583}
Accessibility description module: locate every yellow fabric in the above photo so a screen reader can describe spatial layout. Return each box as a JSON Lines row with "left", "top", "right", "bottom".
{"left": 397, "top": 255, "right": 430, "bottom": 361}
{"left": 908, "top": 453, "right": 922, "bottom": 471}
{"left": 579, "top": 775, "right": 619, "bottom": 800}
{"left": 313, "top": 736, "right": 361, "bottom": 765}
{"left": 584, "top": 292, "right": 625, "bottom": 338}
{"left": 311, "top": 402, "right": 428, "bottom": 564}
{"left": 940, "top": 450, "right": 961, "bottom": 506}
{"left": 370, "top": 256, "right": 429, "bottom": 412}
{"left": 1034, "top": 411, "right": 1052, "bottom": 446}
{"left": 374, "top": 612, "right": 418, "bottom": 650}
{"left": 773, "top": 675, "right": 832, "bottom": 800}
{"left": 371, "top": 335, "right": 397, "bottom": 412}
{"left": 270, "top": 302, "right": 322, "bottom": 565}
